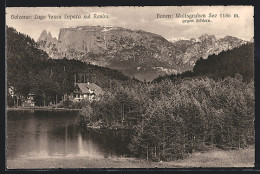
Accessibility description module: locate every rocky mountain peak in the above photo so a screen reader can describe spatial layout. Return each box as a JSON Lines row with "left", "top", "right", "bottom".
{"left": 37, "top": 30, "right": 58, "bottom": 58}
{"left": 38, "top": 30, "right": 56, "bottom": 42}
{"left": 219, "top": 35, "right": 243, "bottom": 43}
{"left": 37, "top": 30, "right": 48, "bottom": 42}
{"left": 198, "top": 34, "right": 216, "bottom": 42}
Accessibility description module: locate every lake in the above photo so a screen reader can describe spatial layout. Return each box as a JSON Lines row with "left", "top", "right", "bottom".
{"left": 6, "top": 110, "right": 132, "bottom": 160}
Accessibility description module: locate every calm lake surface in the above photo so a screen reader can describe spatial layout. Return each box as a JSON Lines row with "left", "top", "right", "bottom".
{"left": 7, "top": 110, "right": 132, "bottom": 160}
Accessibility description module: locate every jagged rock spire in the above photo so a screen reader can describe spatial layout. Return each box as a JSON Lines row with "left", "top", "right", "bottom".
{"left": 38, "top": 29, "right": 48, "bottom": 42}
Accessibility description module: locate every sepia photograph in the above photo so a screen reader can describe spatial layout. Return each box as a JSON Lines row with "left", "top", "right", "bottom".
{"left": 5, "top": 6, "right": 254, "bottom": 169}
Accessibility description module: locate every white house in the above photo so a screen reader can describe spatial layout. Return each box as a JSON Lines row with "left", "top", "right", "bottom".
{"left": 72, "top": 82, "right": 103, "bottom": 102}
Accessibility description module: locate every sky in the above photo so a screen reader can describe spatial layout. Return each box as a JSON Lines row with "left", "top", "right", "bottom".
{"left": 6, "top": 6, "right": 254, "bottom": 41}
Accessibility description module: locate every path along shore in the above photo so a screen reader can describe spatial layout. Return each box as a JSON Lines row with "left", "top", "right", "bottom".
{"left": 6, "top": 107, "right": 81, "bottom": 111}
{"left": 6, "top": 146, "right": 254, "bottom": 169}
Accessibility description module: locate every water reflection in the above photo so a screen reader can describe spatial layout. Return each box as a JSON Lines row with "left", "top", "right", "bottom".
{"left": 7, "top": 110, "right": 131, "bottom": 160}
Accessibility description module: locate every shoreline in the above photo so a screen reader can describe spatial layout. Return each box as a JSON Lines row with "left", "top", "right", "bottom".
{"left": 6, "top": 107, "right": 81, "bottom": 111}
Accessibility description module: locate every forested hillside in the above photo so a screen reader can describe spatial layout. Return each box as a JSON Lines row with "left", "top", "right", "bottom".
{"left": 193, "top": 43, "right": 254, "bottom": 82}
{"left": 154, "top": 43, "right": 254, "bottom": 83}
{"left": 6, "top": 26, "right": 132, "bottom": 106}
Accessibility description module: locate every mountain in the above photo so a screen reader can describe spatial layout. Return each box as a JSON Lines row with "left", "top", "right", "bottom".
{"left": 38, "top": 26, "right": 247, "bottom": 81}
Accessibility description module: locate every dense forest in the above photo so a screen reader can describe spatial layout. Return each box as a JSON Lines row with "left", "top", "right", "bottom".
{"left": 6, "top": 26, "right": 254, "bottom": 162}
{"left": 76, "top": 74, "right": 254, "bottom": 161}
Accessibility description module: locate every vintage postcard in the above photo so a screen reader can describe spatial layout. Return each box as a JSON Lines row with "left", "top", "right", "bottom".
{"left": 5, "top": 6, "right": 254, "bottom": 169}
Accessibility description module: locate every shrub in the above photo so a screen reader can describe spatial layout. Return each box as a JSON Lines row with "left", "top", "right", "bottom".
{"left": 75, "top": 105, "right": 93, "bottom": 127}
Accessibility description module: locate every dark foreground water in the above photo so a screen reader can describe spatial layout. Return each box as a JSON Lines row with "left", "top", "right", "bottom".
{"left": 7, "top": 110, "right": 131, "bottom": 160}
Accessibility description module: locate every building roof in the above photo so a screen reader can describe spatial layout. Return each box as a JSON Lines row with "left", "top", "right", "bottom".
{"left": 75, "top": 83, "right": 103, "bottom": 95}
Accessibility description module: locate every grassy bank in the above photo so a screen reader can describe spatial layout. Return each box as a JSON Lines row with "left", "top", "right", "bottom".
{"left": 6, "top": 146, "right": 254, "bottom": 169}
